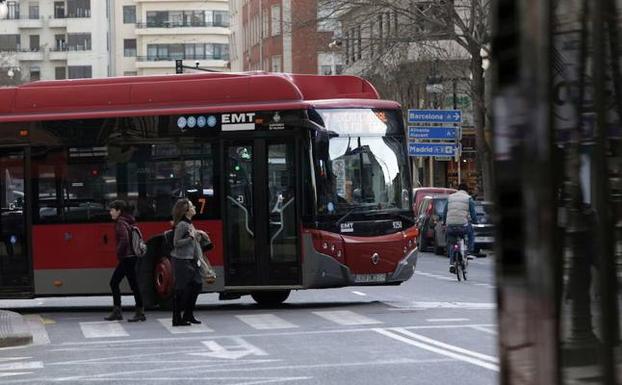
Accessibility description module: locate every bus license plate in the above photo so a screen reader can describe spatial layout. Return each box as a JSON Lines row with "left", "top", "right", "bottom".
{"left": 354, "top": 273, "right": 386, "bottom": 283}
{"left": 475, "top": 236, "right": 494, "bottom": 243}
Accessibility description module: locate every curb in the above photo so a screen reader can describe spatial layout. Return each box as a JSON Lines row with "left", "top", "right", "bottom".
{"left": 0, "top": 310, "right": 33, "bottom": 348}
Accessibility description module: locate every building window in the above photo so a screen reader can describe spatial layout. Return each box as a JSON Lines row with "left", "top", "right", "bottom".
{"left": 29, "top": 35, "right": 39, "bottom": 51}
{"left": 66, "top": 0, "right": 90, "bottom": 18}
{"left": 213, "top": 11, "right": 229, "bottom": 27}
{"left": 123, "top": 39, "right": 136, "bottom": 57}
{"left": 123, "top": 6, "right": 136, "bottom": 24}
{"left": 29, "top": 3, "right": 40, "bottom": 19}
{"left": 6, "top": 1, "right": 19, "bottom": 19}
{"left": 54, "top": 34, "right": 66, "bottom": 51}
{"left": 271, "top": 5, "right": 281, "bottom": 36}
{"left": 55, "top": 67, "right": 66, "bottom": 80}
{"left": 67, "top": 33, "right": 91, "bottom": 51}
{"left": 0, "top": 35, "right": 21, "bottom": 51}
{"left": 320, "top": 65, "right": 332, "bottom": 75}
{"left": 29, "top": 66, "right": 40, "bottom": 81}
{"left": 262, "top": 9, "right": 269, "bottom": 38}
{"left": 271, "top": 55, "right": 282, "bottom": 72}
{"left": 123, "top": 71, "right": 137, "bottom": 76}
{"left": 68, "top": 65, "right": 92, "bottom": 79}
{"left": 54, "top": 1, "right": 65, "bottom": 18}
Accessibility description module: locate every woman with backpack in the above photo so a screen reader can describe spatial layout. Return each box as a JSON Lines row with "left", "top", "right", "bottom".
{"left": 170, "top": 198, "right": 208, "bottom": 326}
{"left": 104, "top": 200, "right": 146, "bottom": 322}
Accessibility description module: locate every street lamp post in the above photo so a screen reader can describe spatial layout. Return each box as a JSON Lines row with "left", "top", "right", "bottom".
{"left": 425, "top": 72, "right": 443, "bottom": 187}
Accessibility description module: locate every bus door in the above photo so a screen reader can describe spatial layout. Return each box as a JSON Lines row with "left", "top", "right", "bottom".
{"left": 0, "top": 148, "right": 33, "bottom": 296}
{"left": 223, "top": 138, "right": 301, "bottom": 287}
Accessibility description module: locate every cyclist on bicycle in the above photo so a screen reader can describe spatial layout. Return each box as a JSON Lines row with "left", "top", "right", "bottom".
{"left": 443, "top": 183, "right": 478, "bottom": 274}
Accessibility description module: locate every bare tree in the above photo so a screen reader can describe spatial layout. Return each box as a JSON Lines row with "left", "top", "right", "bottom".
{"left": 0, "top": 52, "right": 23, "bottom": 86}
{"left": 315, "top": 0, "right": 493, "bottom": 197}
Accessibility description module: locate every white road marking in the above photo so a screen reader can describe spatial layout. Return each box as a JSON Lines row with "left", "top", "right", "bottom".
{"left": 0, "top": 361, "right": 44, "bottom": 371}
{"left": 393, "top": 328, "right": 499, "bottom": 363}
{"left": 0, "top": 357, "right": 43, "bottom": 379}
{"left": 374, "top": 328, "right": 499, "bottom": 372}
{"left": 235, "top": 314, "right": 298, "bottom": 330}
{"left": 351, "top": 291, "right": 367, "bottom": 296}
{"left": 157, "top": 318, "right": 213, "bottom": 334}
{"left": 313, "top": 310, "right": 382, "bottom": 326}
{"left": 41, "top": 377, "right": 313, "bottom": 384}
{"left": 24, "top": 315, "right": 50, "bottom": 346}
{"left": 426, "top": 318, "right": 470, "bottom": 322}
{"left": 470, "top": 325, "right": 498, "bottom": 335}
{"left": 387, "top": 301, "right": 496, "bottom": 310}
{"left": 79, "top": 321, "right": 129, "bottom": 338}
{"left": 193, "top": 337, "right": 268, "bottom": 360}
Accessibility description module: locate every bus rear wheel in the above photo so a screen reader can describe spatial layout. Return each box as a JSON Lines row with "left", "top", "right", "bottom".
{"left": 251, "top": 290, "right": 291, "bottom": 307}
{"left": 154, "top": 257, "right": 174, "bottom": 309}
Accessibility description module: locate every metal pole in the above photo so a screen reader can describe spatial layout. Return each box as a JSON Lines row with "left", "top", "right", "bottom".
{"left": 431, "top": 147, "right": 436, "bottom": 186}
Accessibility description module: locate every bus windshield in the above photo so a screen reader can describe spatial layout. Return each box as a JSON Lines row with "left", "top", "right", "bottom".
{"left": 313, "top": 108, "right": 410, "bottom": 217}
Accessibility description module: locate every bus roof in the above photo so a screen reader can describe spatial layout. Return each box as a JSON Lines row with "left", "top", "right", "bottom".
{"left": 0, "top": 72, "right": 400, "bottom": 122}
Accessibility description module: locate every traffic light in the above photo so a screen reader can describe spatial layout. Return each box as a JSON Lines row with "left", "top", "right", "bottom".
{"left": 175, "top": 59, "right": 183, "bottom": 74}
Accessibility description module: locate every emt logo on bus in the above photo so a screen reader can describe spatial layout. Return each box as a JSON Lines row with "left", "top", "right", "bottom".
{"left": 222, "top": 112, "right": 256, "bottom": 131}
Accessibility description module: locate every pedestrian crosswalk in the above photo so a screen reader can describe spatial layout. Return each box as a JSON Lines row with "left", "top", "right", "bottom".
{"left": 36, "top": 310, "right": 385, "bottom": 343}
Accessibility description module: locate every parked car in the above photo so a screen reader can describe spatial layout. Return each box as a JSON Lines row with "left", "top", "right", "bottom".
{"left": 412, "top": 187, "right": 456, "bottom": 215}
{"left": 416, "top": 195, "right": 449, "bottom": 254}
{"left": 473, "top": 201, "right": 495, "bottom": 255}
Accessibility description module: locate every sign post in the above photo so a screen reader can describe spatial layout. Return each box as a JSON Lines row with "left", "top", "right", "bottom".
{"left": 407, "top": 109, "right": 462, "bottom": 187}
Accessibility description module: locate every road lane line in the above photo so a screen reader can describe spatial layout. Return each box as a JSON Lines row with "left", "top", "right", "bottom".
{"left": 235, "top": 314, "right": 298, "bottom": 330}
{"left": 351, "top": 291, "right": 367, "bottom": 296}
{"left": 49, "top": 323, "right": 498, "bottom": 347}
{"left": 157, "top": 318, "right": 213, "bottom": 334}
{"left": 373, "top": 328, "right": 499, "bottom": 372}
{"left": 79, "top": 321, "right": 128, "bottom": 338}
{"left": 392, "top": 328, "right": 499, "bottom": 363}
{"left": 426, "top": 318, "right": 470, "bottom": 322}
{"left": 313, "top": 310, "right": 382, "bottom": 326}
{"left": 470, "top": 325, "right": 498, "bottom": 335}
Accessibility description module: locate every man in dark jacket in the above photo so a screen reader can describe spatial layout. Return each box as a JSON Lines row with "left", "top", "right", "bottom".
{"left": 104, "top": 200, "right": 146, "bottom": 322}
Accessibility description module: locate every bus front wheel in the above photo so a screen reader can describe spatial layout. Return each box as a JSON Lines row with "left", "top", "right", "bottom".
{"left": 251, "top": 290, "right": 291, "bottom": 307}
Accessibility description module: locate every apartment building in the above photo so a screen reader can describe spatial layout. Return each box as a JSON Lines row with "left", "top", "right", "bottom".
{"left": 0, "top": 0, "right": 109, "bottom": 82}
{"left": 111, "top": 0, "right": 231, "bottom": 76}
{"left": 229, "top": 0, "right": 342, "bottom": 74}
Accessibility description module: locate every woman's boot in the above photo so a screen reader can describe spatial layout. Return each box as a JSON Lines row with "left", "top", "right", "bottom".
{"left": 104, "top": 306, "right": 123, "bottom": 321}
{"left": 172, "top": 291, "right": 190, "bottom": 326}
{"left": 128, "top": 306, "right": 146, "bottom": 322}
{"left": 182, "top": 289, "right": 201, "bottom": 324}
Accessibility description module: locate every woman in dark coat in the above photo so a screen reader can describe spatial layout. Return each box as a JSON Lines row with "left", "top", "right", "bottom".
{"left": 105, "top": 200, "right": 146, "bottom": 322}
{"left": 170, "top": 198, "right": 208, "bottom": 326}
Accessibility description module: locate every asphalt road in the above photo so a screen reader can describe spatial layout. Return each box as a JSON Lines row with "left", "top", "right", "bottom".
{"left": 0, "top": 251, "right": 498, "bottom": 385}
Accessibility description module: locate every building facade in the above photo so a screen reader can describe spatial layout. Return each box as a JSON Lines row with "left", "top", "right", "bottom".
{"left": 0, "top": 0, "right": 231, "bottom": 84}
{"left": 229, "top": 0, "right": 342, "bottom": 74}
{"left": 0, "top": 0, "right": 110, "bottom": 83}
{"left": 111, "top": 0, "right": 231, "bottom": 76}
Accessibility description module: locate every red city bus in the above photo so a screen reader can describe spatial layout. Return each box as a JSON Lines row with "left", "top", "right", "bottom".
{"left": 0, "top": 72, "right": 418, "bottom": 306}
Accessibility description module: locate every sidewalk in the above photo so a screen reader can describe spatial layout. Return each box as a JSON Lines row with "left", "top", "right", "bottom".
{"left": 0, "top": 310, "right": 32, "bottom": 348}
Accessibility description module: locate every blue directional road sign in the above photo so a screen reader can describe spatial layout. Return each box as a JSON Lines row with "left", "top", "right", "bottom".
{"left": 409, "top": 142, "right": 459, "bottom": 157}
{"left": 408, "top": 109, "right": 462, "bottom": 123}
{"left": 409, "top": 126, "right": 458, "bottom": 140}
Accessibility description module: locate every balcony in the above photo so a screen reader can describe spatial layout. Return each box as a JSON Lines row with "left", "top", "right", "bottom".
{"left": 17, "top": 49, "right": 44, "bottom": 61}
{"left": 135, "top": 21, "right": 229, "bottom": 36}
{"left": 17, "top": 17, "right": 44, "bottom": 29}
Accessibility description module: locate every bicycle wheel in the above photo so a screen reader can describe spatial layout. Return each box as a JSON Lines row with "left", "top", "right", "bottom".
{"left": 454, "top": 253, "right": 462, "bottom": 281}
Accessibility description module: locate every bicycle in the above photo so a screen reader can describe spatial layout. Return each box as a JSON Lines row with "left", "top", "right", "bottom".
{"left": 450, "top": 234, "right": 468, "bottom": 281}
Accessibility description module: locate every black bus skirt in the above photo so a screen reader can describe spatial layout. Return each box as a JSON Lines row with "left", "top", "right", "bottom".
{"left": 173, "top": 258, "right": 202, "bottom": 291}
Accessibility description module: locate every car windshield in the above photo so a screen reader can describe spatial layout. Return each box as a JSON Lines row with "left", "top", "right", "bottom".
{"left": 434, "top": 199, "right": 447, "bottom": 217}
{"left": 475, "top": 202, "right": 493, "bottom": 223}
{"left": 313, "top": 108, "right": 410, "bottom": 216}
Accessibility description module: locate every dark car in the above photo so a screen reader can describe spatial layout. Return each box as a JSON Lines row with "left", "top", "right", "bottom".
{"left": 473, "top": 201, "right": 495, "bottom": 255}
{"left": 415, "top": 195, "right": 449, "bottom": 254}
